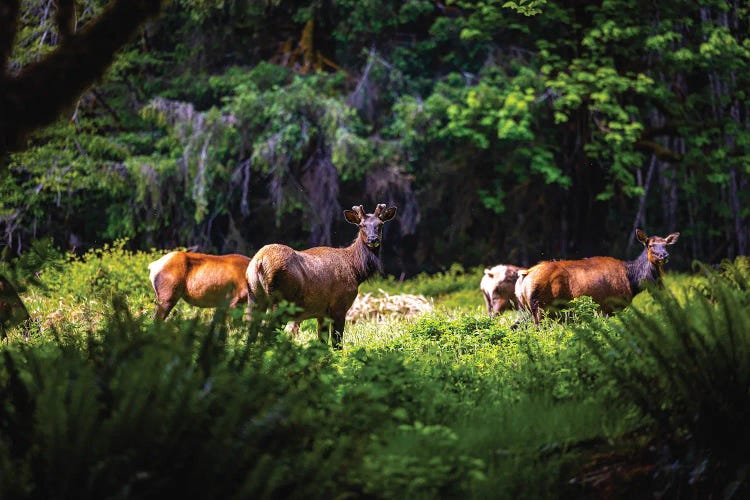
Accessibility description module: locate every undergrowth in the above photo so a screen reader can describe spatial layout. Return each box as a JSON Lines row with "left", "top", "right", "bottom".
{"left": 0, "top": 246, "right": 748, "bottom": 498}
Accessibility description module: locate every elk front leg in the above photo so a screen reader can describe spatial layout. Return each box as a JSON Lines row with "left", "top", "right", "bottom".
{"left": 482, "top": 291, "right": 493, "bottom": 315}
{"left": 331, "top": 316, "right": 346, "bottom": 350}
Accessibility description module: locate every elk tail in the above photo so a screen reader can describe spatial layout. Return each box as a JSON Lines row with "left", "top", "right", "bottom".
{"left": 514, "top": 269, "right": 529, "bottom": 310}
{"left": 147, "top": 252, "right": 175, "bottom": 291}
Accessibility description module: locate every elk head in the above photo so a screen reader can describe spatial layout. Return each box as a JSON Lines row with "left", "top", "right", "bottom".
{"left": 636, "top": 228, "right": 680, "bottom": 266}
{"left": 344, "top": 204, "right": 397, "bottom": 249}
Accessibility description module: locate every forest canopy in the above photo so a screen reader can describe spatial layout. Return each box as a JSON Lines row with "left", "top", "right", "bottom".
{"left": 1, "top": 0, "right": 748, "bottom": 275}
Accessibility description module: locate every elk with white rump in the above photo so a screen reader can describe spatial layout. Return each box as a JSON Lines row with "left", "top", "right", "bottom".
{"left": 480, "top": 264, "right": 526, "bottom": 316}
{"left": 246, "top": 203, "right": 397, "bottom": 349}
{"left": 515, "top": 229, "right": 680, "bottom": 324}
{"left": 148, "top": 251, "right": 251, "bottom": 320}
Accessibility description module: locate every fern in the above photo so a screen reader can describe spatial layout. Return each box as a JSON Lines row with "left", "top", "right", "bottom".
{"left": 579, "top": 259, "right": 750, "bottom": 494}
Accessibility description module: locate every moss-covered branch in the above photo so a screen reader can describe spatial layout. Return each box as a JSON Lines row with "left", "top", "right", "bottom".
{"left": 0, "top": 0, "right": 168, "bottom": 156}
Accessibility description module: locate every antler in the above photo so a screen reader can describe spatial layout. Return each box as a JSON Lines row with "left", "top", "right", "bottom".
{"left": 353, "top": 205, "right": 366, "bottom": 219}
{"left": 373, "top": 203, "right": 386, "bottom": 218}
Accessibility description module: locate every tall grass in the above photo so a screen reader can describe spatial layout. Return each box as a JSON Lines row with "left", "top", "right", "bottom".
{"left": 2, "top": 245, "right": 748, "bottom": 497}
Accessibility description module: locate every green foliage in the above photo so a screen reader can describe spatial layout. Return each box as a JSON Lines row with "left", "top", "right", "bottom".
{"left": 456, "top": 396, "right": 636, "bottom": 499}
{"left": 0, "top": 239, "right": 61, "bottom": 292}
{"left": 29, "top": 240, "right": 159, "bottom": 323}
{"left": 360, "top": 422, "right": 486, "bottom": 498}
{"left": 580, "top": 259, "right": 750, "bottom": 494}
{"left": 3, "top": 241, "right": 749, "bottom": 496}
{"left": 0, "top": 302, "right": 352, "bottom": 498}
{"left": 4, "top": 0, "right": 750, "bottom": 269}
{"left": 223, "top": 70, "right": 369, "bottom": 182}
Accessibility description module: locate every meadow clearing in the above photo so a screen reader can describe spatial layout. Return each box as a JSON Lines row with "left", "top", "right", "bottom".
{"left": 0, "top": 242, "right": 747, "bottom": 498}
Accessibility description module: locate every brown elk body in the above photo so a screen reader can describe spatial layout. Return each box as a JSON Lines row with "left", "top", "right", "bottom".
{"left": 246, "top": 204, "right": 397, "bottom": 349}
{"left": 516, "top": 229, "right": 680, "bottom": 324}
{"left": 480, "top": 264, "right": 526, "bottom": 316}
{"left": 0, "top": 276, "right": 31, "bottom": 338}
{"left": 148, "top": 251, "right": 251, "bottom": 320}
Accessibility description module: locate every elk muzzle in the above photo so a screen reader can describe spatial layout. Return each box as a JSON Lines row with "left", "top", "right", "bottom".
{"left": 651, "top": 248, "right": 669, "bottom": 264}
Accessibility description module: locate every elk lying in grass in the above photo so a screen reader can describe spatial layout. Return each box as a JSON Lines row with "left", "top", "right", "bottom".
{"left": 246, "top": 203, "right": 397, "bottom": 349}
{"left": 0, "top": 276, "right": 31, "bottom": 339}
{"left": 515, "top": 229, "right": 680, "bottom": 324}
{"left": 148, "top": 251, "right": 251, "bottom": 320}
{"left": 480, "top": 264, "right": 526, "bottom": 316}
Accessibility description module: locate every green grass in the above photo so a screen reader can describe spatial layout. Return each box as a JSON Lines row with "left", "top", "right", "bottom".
{"left": 361, "top": 263, "right": 486, "bottom": 309}
{"left": 1, "top": 245, "right": 748, "bottom": 498}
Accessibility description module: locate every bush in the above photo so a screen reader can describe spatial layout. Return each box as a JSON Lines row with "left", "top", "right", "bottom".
{"left": 359, "top": 422, "right": 486, "bottom": 499}
{"left": 580, "top": 258, "right": 750, "bottom": 495}
{"left": 0, "top": 301, "right": 364, "bottom": 498}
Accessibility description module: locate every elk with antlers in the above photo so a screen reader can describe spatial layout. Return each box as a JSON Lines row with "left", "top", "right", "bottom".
{"left": 246, "top": 203, "right": 397, "bottom": 349}
{"left": 516, "top": 229, "right": 680, "bottom": 324}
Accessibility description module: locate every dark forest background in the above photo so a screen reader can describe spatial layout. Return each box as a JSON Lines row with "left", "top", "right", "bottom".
{"left": 2, "top": 0, "right": 748, "bottom": 276}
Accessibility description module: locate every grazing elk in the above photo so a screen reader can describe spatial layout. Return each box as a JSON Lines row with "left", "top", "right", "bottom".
{"left": 246, "top": 203, "right": 397, "bottom": 349}
{"left": 148, "top": 251, "right": 251, "bottom": 320}
{"left": 480, "top": 264, "right": 526, "bottom": 316}
{"left": 0, "top": 276, "right": 31, "bottom": 339}
{"left": 516, "top": 229, "right": 680, "bottom": 324}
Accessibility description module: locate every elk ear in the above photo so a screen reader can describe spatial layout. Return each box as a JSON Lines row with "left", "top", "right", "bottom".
{"left": 343, "top": 210, "right": 361, "bottom": 225}
{"left": 665, "top": 232, "right": 680, "bottom": 245}
{"left": 379, "top": 206, "right": 397, "bottom": 222}
{"left": 635, "top": 228, "right": 648, "bottom": 245}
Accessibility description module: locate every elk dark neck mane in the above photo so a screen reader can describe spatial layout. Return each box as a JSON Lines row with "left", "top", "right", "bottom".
{"left": 348, "top": 236, "right": 383, "bottom": 283}
{"left": 625, "top": 247, "right": 662, "bottom": 294}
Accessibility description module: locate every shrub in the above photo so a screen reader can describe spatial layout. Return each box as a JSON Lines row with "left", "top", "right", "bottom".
{"left": 359, "top": 422, "right": 486, "bottom": 499}
{"left": 0, "top": 300, "right": 362, "bottom": 498}
{"left": 580, "top": 259, "right": 750, "bottom": 495}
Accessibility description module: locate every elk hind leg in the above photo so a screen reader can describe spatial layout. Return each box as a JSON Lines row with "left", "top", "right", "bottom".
{"left": 482, "top": 292, "right": 493, "bottom": 315}
{"left": 152, "top": 274, "right": 181, "bottom": 321}
{"left": 530, "top": 292, "right": 542, "bottom": 325}
{"left": 154, "top": 299, "right": 178, "bottom": 321}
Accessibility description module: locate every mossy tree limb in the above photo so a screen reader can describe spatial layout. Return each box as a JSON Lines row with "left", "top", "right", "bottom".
{"left": 0, "top": 0, "right": 168, "bottom": 158}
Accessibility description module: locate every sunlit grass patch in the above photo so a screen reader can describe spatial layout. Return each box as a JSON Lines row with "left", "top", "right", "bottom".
{"left": 362, "top": 264, "right": 484, "bottom": 306}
